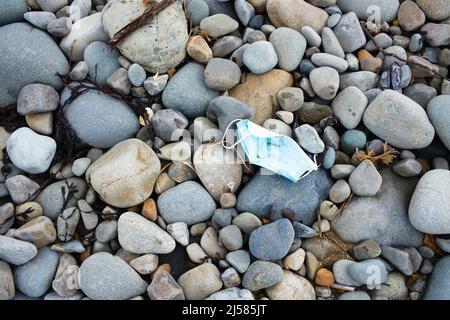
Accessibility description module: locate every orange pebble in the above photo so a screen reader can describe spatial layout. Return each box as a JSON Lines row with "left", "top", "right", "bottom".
{"left": 315, "top": 268, "right": 334, "bottom": 287}
{"left": 358, "top": 49, "right": 373, "bottom": 61}
{"left": 142, "top": 198, "right": 157, "bottom": 221}
{"left": 151, "top": 263, "right": 171, "bottom": 280}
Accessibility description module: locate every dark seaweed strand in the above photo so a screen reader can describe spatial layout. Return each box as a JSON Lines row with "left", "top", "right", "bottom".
{"left": 108, "top": 0, "right": 177, "bottom": 47}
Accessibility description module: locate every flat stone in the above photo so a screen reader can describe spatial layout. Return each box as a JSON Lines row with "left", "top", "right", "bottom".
{"left": 333, "top": 12, "right": 366, "bottom": 53}
{"left": 242, "top": 260, "right": 283, "bottom": 291}
{"left": 200, "top": 14, "right": 239, "bottom": 37}
{"left": 416, "top": 0, "right": 450, "bottom": 21}
{"left": 177, "top": 263, "right": 223, "bottom": 300}
{"left": 14, "top": 247, "right": 59, "bottom": 298}
{"left": 0, "top": 23, "right": 69, "bottom": 108}
{"left": 269, "top": 27, "right": 307, "bottom": 72}
{"left": 5, "top": 175, "right": 40, "bottom": 205}
{"left": 331, "top": 86, "right": 367, "bottom": 129}
{"left": 187, "top": 35, "right": 213, "bottom": 63}
{"left": 424, "top": 256, "right": 450, "bottom": 300}
{"left": 35, "top": 178, "right": 88, "bottom": 220}
{"left": 237, "top": 169, "right": 332, "bottom": 225}
{"left": 321, "top": 27, "right": 345, "bottom": 58}
{"left": 17, "top": 84, "right": 59, "bottom": 116}
{"left": 118, "top": 212, "right": 176, "bottom": 255}
{"left": 363, "top": 90, "right": 435, "bottom": 149}
{"left": 15, "top": 216, "right": 57, "bottom": 248}
{"left": 0, "top": 235, "right": 37, "bottom": 265}
{"left": 62, "top": 87, "right": 139, "bottom": 149}
{"left": 353, "top": 239, "right": 382, "bottom": 261}
{"left": 158, "top": 181, "right": 216, "bottom": 226}
{"left": 421, "top": 23, "right": 450, "bottom": 47}
{"left": 392, "top": 159, "right": 422, "bottom": 177}
{"left": 294, "top": 124, "right": 325, "bottom": 154}
{"left": 265, "top": 270, "right": 315, "bottom": 300}
{"left": 309, "top": 66, "right": 339, "bottom": 100}
{"left": 336, "top": 0, "right": 400, "bottom": 22}
{"left": 332, "top": 168, "right": 424, "bottom": 247}
{"left": 204, "top": 58, "right": 241, "bottom": 91}
{"left": 249, "top": 219, "right": 295, "bottom": 261}
{"left": 147, "top": 269, "right": 185, "bottom": 300}
{"left": 370, "top": 272, "right": 408, "bottom": 300}
{"left": 224, "top": 250, "right": 249, "bottom": 275}
{"left": 348, "top": 160, "right": 382, "bottom": 197}
{"left": 78, "top": 252, "right": 148, "bottom": 300}
{"left": 83, "top": 41, "right": 120, "bottom": 86}
{"left": 243, "top": 41, "right": 278, "bottom": 75}
{"left": 0, "top": 0, "right": 27, "bottom": 26}
{"left": 207, "top": 96, "right": 254, "bottom": 133}
{"left": 340, "top": 72, "right": 378, "bottom": 95}
{"left": 57, "top": 207, "right": 80, "bottom": 242}
{"left": 266, "top": 0, "right": 328, "bottom": 33}
{"left": 404, "top": 83, "right": 437, "bottom": 108}
{"left": 86, "top": 139, "right": 161, "bottom": 208}
{"left": 347, "top": 259, "right": 388, "bottom": 287}
{"left": 381, "top": 245, "right": 413, "bottom": 276}
{"left": 0, "top": 261, "right": 14, "bottom": 300}
{"left": 102, "top": 0, "right": 188, "bottom": 73}
{"left": 206, "top": 287, "right": 254, "bottom": 300}
{"left": 398, "top": 0, "right": 426, "bottom": 32}
{"left": 409, "top": 169, "right": 450, "bottom": 235}
{"left": 311, "top": 53, "right": 348, "bottom": 73}
{"left": 186, "top": 0, "right": 209, "bottom": 27}
{"left": 427, "top": 95, "right": 450, "bottom": 150}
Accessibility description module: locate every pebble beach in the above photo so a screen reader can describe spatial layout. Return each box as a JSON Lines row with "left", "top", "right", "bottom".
{"left": 0, "top": 0, "right": 450, "bottom": 301}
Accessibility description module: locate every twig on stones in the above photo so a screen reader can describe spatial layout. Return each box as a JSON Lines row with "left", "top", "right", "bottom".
{"left": 108, "top": 0, "right": 177, "bottom": 47}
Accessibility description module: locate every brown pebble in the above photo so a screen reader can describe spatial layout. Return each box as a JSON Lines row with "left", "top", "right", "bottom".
{"left": 142, "top": 198, "right": 158, "bottom": 221}
{"left": 151, "top": 263, "right": 171, "bottom": 280}
{"left": 315, "top": 268, "right": 334, "bottom": 287}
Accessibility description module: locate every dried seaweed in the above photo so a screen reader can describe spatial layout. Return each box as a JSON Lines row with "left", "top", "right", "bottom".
{"left": 109, "top": 0, "right": 177, "bottom": 47}
{"left": 355, "top": 142, "right": 399, "bottom": 167}
{"left": 0, "top": 104, "right": 27, "bottom": 133}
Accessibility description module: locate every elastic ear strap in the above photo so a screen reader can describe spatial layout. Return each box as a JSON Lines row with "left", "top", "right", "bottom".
{"left": 222, "top": 118, "right": 247, "bottom": 150}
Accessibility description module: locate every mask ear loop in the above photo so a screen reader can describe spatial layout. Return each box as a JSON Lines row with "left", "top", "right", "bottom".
{"left": 297, "top": 153, "right": 320, "bottom": 181}
{"left": 216, "top": 118, "right": 252, "bottom": 171}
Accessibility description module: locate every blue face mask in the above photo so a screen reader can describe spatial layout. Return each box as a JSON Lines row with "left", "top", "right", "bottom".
{"left": 223, "top": 119, "right": 319, "bottom": 182}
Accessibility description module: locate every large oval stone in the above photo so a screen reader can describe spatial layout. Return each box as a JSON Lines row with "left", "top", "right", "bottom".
{"left": 266, "top": 0, "right": 328, "bottom": 33}
{"left": 409, "top": 169, "right": 450, "bottom": 235}
{"left": 78, "top": 252, "right": 148, "bottom": 300}
{"left": 62, "top": 88, "right": 140, "bottom": 149}
{"left": 86, "top": 139, "right": 161, "bottom": 208}
{"left": 0, "top": 23, "right": 69, "bottom": 108}
{"left": 118, "top": 212, "right": 176, "bottom": 254}
{"left": 363, "top": 90, "right": 435, "bottom": 149}
{"left": 157, "top": 181, "right": 216, "bottom": 226}
{"left": 237, "top": 169, "right": 332, "bottom": 225}
{"left": 102, "top": 0, "right": 188, "bottom": 73}
{"left": 332, "top": 168, "right": 424, "bottom": 247}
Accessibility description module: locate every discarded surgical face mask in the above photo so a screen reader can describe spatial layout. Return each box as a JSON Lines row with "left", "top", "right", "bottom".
{"left": 223, "top": 119, "right": 319, "bottom": 182}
